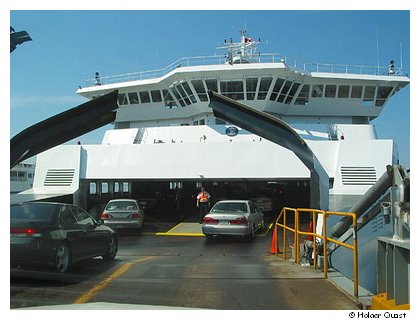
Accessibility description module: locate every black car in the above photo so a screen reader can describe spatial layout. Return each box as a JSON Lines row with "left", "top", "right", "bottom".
{"left": 10, "top": 202, "right": 118, "bottom": 273}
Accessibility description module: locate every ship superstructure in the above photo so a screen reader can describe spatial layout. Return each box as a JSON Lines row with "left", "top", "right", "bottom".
{"left": 16, "top": 31, "right": 409, "bottom": 214}
{"left": 78, "top": 31, "right": 407, "bottom": 131}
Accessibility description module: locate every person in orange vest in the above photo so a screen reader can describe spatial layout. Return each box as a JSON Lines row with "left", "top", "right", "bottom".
{"left": 196, "top": 186, "right": 211, "bottom": 223}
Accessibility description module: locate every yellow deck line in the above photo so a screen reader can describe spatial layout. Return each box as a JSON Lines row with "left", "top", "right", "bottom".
{"left": 156, "top": 232, "right": 204, "bottom": 237}
{"left": 165, "top": 223, "right": 183, "bottom": 233}
{"left": 150, "top": 220, "right": 276, "bottom": 237}
{"left": 73, "top": 256, "right": 155, "bottom": 304}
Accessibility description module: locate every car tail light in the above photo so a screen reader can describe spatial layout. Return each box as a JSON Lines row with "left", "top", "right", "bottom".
{"left": 101, "top": 213, "right": 110, "bottom": 219}
{"left": 131, "top": 213, "right": 141, "bottom": 218}
{"left": 10, "top": 228, "right": 42, "bottom": 238}
{"left": 229, "top": 217, "right": 248, "bottom": 225}
{"left": 202, "top": 217, "right": 219, "bottom": 224}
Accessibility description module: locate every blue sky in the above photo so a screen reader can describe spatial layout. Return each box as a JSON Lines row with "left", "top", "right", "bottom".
{"left": 8, "top": 10, "right": 411, "bottom": 168}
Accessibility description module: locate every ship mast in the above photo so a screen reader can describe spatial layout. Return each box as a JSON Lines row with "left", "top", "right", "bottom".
{"left": 217, "top": 30, "right": 260, "bottom": 64}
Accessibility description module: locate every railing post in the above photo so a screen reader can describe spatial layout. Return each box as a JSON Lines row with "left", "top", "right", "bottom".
{"left": 323, "top": 211, "right": 328, "bottom": 278}
{"left": 353, "top": 214, "right": 359, "bottom": 297}
{"left": 313, "top": 211, "right": 318, "bottom": 270}
{"left": 294, "top": 209, "right": 298, "bottom": 264}
{"left": 283, "top": 209, "right": 287, "bottom": 260}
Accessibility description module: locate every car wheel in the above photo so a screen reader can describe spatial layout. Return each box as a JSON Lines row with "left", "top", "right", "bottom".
{"left": 102, "top": 235, "right": 118, "bottom": 260}
{"left": 55, "top": 242, "right": 71, "bottom": 273}
{"left": 205, "top": 234, "right": 213, "bottom": 240}
{"left": 247, "top": 225, "right": 256, "bottom": 240}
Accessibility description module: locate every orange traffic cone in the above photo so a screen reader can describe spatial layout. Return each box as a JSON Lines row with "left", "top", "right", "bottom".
{"left": 307, "top": 220, "right": 313, "bottom": 241}
{"left": 269, "top": 228, "right": 279, "bottom": 254}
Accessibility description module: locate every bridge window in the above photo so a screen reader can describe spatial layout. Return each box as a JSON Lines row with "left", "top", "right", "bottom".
{"left": 257, "top": 77, "right": 273, "bottom": 100}
{"left": 181, "top": 82, "right": 197, "bottom": 103}
{"left": 246, "top": 78, "right": 258, "bottom": 100}
{"left": 325, "top": 85, "right": 337, "bottom": 98}
{"left": 295, "top": 84, "right": 310, "bottom": 105}
{"left": 312, "top": 84, "right": 324, "bottom": 98}
{"left": 285, "top": 83, "right": 301, "bottom": 104}
{"left": 376, "top": 86, "right": 393, "bottom": 106}
{"left": 127, "top": 92, "right": 138, "bottom": 104}
{"left": 277, "top": 80, "right": 292, "bottom": 102}
{"left": 220, "top": 80, "right": 244, "bottom": 100}
{"left": 205, "top": 79, "right": 218, "bottom": 93}
{"left": 176, "top": 83, "right": 192, "bottom": 105}
{"left": 118, "top": 93, "right": 129, "bottom": 105}
{"left": 162, "top": 89, "right": 178, "bottom": 109}
{"left": 270, "top": 78, "right": 285, "bottom": 101}
{"left": 351, "top": 86, "right": 363, "bottom": 99}
{"left": 151, "top": 90, "right": 162, "bottom": 102}
{"left": 191, "top": 80, "right": 208, "bottom": 102}
{"left": 139, "top": 91, "right": 151, "bottom": 104}
{"left": 169, "top": 86, "right": 185, "bottom": 107}
{"left": 363, "top": 86, "right": 376, "bottom": 107}
{"left": 338, "top": 85, "right": 350, "bottom": 98}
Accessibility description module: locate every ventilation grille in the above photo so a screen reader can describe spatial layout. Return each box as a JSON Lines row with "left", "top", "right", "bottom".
{"left": 341, "top": 166, "right": 377, "bottom": 186}
{"left": 44, "top": 169, "right": 75, "bottom": 187}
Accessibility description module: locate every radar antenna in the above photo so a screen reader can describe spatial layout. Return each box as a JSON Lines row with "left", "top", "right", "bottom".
{"left": 217, "top": 30, "right": 261, "bottom": 65}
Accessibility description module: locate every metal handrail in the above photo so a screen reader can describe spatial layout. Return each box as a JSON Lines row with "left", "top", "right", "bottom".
{"left": 302, "top": 63, "right": 401, "bottom": 76}
{"left": 273, "top": 207, "right": 359, "bottom": 297}
{"left": 84, "top": 53, "right": 286, "bottom": 87}
{"left": 83, "top": 52, "right": 402, "bottom": 87}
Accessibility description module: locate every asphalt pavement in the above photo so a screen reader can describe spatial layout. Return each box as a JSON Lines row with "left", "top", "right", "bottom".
{"left": 11, "top": 224, "right": 362, "bottom": 310}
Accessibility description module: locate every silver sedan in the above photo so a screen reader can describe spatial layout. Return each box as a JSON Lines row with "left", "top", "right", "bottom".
{"left": 101, "top": 199, "right": 144, "bottom": 232}
{"left": 202, "top": 200, "right": 264, "bottom": 240}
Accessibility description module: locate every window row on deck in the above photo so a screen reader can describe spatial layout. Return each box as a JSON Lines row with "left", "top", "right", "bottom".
{"left": 116, "top": 77, "right": 395, "bottom": 109}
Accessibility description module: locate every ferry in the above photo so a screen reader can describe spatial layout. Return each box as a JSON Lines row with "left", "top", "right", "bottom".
{"left": 12, "top": 31, "right": 410, "bottom": 302}
{"left": 18, "top": 32, "right": 408, "bottom": 203}
{"left": 10, "top": 162, "right": 35, "bottom": 194}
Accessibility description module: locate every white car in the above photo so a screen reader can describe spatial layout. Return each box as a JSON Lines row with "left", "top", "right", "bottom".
{"left": 202, "top": 200, "right": 264, "bottom": 240}
{"left": 101, "top": 199, "right": 144, "bottom": 232}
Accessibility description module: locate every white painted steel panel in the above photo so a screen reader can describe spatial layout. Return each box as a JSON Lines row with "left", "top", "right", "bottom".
{"left": 82, "top": 140, "right": 309, "bottom": 180}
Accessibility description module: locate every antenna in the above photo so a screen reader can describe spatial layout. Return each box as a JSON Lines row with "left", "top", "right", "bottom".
{"left": 376, "top": 28, "right": 380, "bottom": 75}
{"left": 400, "top": 41, "right": 403, "bottom": 72}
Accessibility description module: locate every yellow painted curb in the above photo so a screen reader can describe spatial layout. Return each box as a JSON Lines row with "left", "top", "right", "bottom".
{"left": 155, "top": 232, "right": 205, "bottom": 237}
{"left": 371, "top": 293, "right": 410, "bottom": 310}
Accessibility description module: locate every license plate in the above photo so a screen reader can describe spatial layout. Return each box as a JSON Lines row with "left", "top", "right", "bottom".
{"left": 219, "top": 221, "right": 229, "bottom": 225}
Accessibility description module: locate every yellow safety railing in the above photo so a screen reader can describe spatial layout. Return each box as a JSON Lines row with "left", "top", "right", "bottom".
{"left": 273, "top": 207, "right": 359, "bottom": 297}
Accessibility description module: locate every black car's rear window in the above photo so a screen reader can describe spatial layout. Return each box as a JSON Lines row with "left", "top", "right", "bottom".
{"left": 11, "top": 203, "right": 56, "bottom": 221}
{"left": 210, "top": 202, "right": 247, "bottom": 214}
